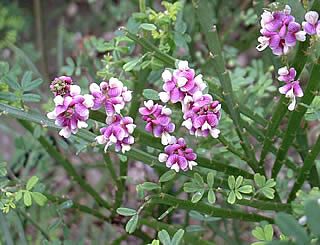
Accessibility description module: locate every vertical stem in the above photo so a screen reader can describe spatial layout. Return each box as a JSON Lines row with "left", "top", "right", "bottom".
{"left": 33, "top": 0, "right": 49, "bottom": 81}
{"left": 139, "top": 0, "right": 146, "bottom": 13}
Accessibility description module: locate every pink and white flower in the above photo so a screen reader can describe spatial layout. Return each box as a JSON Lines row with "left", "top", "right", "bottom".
{"left": 47, "top": 85, "right": 94, "bottom": 138}
{"left": 50, "top": 76, "right": 73, "bottom": 97}
{"left": 257, "top": 5, "right": 306, "bottom": 55}
{"left": 158, "top": 61, "right": 207, "bottom": 104}
{"left": 158, "top": 138, "right": 197, "bottom": 172}
{"left": 278, "top": 66, "right": 296, "bottom": 83}
{"left": 95, "top": 115, "right": 136, "bottom": 153}
{"left": 139, "top": 100, "right": 176, "bottom": 145}
{"left": 302, "top": 11, "right": 320, "bottom": 36}
{"left": 182, "top": 92, "right": 221, "bottom": 138}
{"left": 279, "top": 81, "right": 304, "bottom": 111}
{"left": 90, "top": 77, "right": 132, "bottom": 118}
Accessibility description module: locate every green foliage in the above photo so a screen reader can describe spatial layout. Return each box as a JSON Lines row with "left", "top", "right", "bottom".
{"left": 227, "top": 175, "right": 252, "bottom": 204}
{"left": 158, "top": 229, "right": 184, "bottom": 245}
{"left": 254, "top": 174, "right": 276, "bottom": 199}
{"left": 184, "top": 172, "right": 217, "bottom": 204}
{"left": 252, "top": 224, "right": 274, "bottom": 245}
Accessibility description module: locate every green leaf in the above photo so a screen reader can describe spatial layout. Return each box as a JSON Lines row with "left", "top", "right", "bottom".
{"left": 136, "top": 184, "right": 145, "bottom": 199}
{"left": 125, "top": 214, "right": 138, "bottom": 234}
{"left": 238, "top": 185, "right": 253, "bottom": 194}
{"left": 227, "top": 191, "right": 236, "bottom": 204}
{"left": 235, "top": 190, "right": 242, "bottom": 200}
{"left": 23, "top": 191, "right": 32, "bottom": 206}
{"left": 275, "top": 213, "right": 310, "bottom": 245}
{"left": 191, "top": 190, "right": 204, "bottom": 203}
{"left": 264, "top": 224, "right": 274, "bottom": 241}
{"left": 3, "top": 74, "right": 21, "bottom": 91}
{"left": 23, "top": 78, "right": 43, "bottom": 91}
{"left": 254, "top": 173, "right": 266, "bottom": 188}
{"left": 0, "top": 92, "right": 18, "bottom": 101}
{"left": 235, "top": 176, "right": 243, "bottom": 189}
{"left": 252, "top": 226, "right": 265, "bottom": 241}
{"left": 261, "top": 188, "right": 275, "bottom": 199}
{"left": 141, "top": 182, "right": 160, "bottom": 191}
{"left": 264, "top": 179, "right": 276, "bottom": 188}
{"left": 140, "top": 23, "right": 157, "bottom": 31}
{"left": 0, "top": 167, "right": 7, "bottom": 177}
{"left": 194, "top": 173, "right": 204, "bottom": 187}
{"left": 58, "top": 200, "right": 73, "bottom": 210}
{"left": 208, "top": 189, "right": 216, "bottom": 204}
{"left": 31, "top": 192, "right": 47, "bottom": 206}
{"left": 207, "top": 172, "right": 214, "bottom": 188}
{"left": 159, "top": 170, "right": 176, "bottom": 182}
{"left": 158, "top": 206, "right": 175, "bottom": 220}
{"left": 305, "top": 199, "right": 320, "bottom": 237}
{"left": 228, "top": 176, "right": 235, "bottom": 189}
{"left": 183, "top": 182, "right": 202, "bottom": 193}
{"left": 143, "top": 89, "right": 160, "bottom": 100}
{"left": 186, "top": 225, "right": 205, "bottom": 232}
{"left": 123, "top": 57, "right": 140, "bottom": 72}
{"left": 21, "top": 71, "right": 32, "bottom": 89}
{"left": 26, "top": 176, "right": 39, "bottom": 190}
{"left": 116, "top": 207, "right": 137, "bottom": 216}
{"left": 21, "top": 94, "right": 41, "bottom": 102}
{"left": 15, "top": 191, "right": 22, "bottom": 201}
{"left": 171, "top": 229, "right": 184, "bottom": 245}
{"left": 158, "top": 230, "right": 171, "bottom": 245}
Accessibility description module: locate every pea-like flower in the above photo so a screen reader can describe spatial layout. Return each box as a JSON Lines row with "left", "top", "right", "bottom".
{"left": 47, "top": 85, "right": 94, "bottom": 138}
{"left": 158, "top": 138, "right": 198, "bottom": 172}
{"left": 90, "top": 77, "right": 132, "bottom": 119}
{"left": 302, "top": 11, "right": 320, "bottom": 36}
{"left": 279, "top": 81, "right": 304, "bottom": 111}
{"left": 257, "top": 5, "right": 306, "bottom": 55}
{"left": 278, "top": 66, "right": 296, "bottom": 83}
{"left": 50, "top": 76, "right": 73, "bottom": 97}
{"left": 158, "top": 61, "right": 207, "bottom": 104}
{"left": 95, "top": 115, "right": 136, "bottom": 153}
{"left": 182, "top": 92, "right": 221, "bottom": 138}
{"left": 139, "top": 100, "right": 176, "bottom": 145}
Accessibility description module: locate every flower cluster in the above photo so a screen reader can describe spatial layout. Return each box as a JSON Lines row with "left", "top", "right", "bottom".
{"left": 303, "top": 11, "right": 320, "bottom": 36}
{"left": 138, "top": 60, "right": 221, "bottom": 172}
{"left": 139, "top": 100, "right": 175, "bottom": 145}
{"left": 256, "top": 5, "right": 306, "bottom": 55}
{"left": 93, "top": 78, "right": 135, "bottom": 153}
{"left": 158, "top": 138, "right": 198, "bottom": 172}
{"left": 158, "top": 60, "right": 207, "bottom": 104}
{"left": 96, "top": 115, "right": 135, "bottom": 153}
{"left": 159, "top": 61, "right": 221, "bottom": 138}
{"left": 47, "top": 76, "right": 94, "bottom": 138}
{"left": 89, "top": 77, "right": 132, "bottom": 122}
{"left": 277, "top": 66, "right": 303, "bottom": 111}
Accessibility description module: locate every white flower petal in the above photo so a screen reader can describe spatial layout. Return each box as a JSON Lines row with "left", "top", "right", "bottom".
{"left": 278, "top": 66, "right": 289, "bottom": 76}
{"left": 171, "top": 163, "right": 180, "bottom": 172}
{"left": 47, "top": 111, "right": 56, "bottom": 120}
{"left": 53, "top": 95, "right": 64, "bottom": 106}
{"left": 162, "top": 70, "right": 172, "bottom": 81}
{"left": 178, "top": 60, "right": 189, "bottom": 70}
{"left": 159, "top": 92, "right": 170, "bottom": 103}
{"left": 96, "top": 135, "right": 107, "bottom": 144}
{"left": 70, "top": 85, "right": 81, "bottom": 96}
{"left": 109, "top": 77, "right": 123, "bottom": 88}
{"left": 305, "top": 11, "right": 319, "bottom": 25}
{"left": 83, "top": 94, "right": 94, "bottom": 108}
{"left": 59, "top": 127, "right": 71, "bottom": 138}
{"left": 158, "top": 153, "right": 168, "bottom": 162}
{"left": 144, "top": 100, "right": 154, "bottom": 110}
{"left": 77, "top": 120, "right": 88, "bottom": 129}
{"left": 89, "top": 83, "right": 100, "bottom": 93}
{"left": 295, "top": 31, "right": 306, "bottom": 42}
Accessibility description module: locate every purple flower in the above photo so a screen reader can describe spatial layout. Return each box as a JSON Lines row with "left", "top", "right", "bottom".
{"left": 257, "top": 5, "right": 306, "bottom": 56}
{"left": 95, "top": 115, "right": 136, "bottom": 153}
{"left": 89, "top": 77, "right": 132, "bottom": 118}
{"left": 278, "top": 66, "right": 296, "bottom": 83}
{"left": 158, "top": 61, "right": 207, "bottom": 104}
{"left": 182, "top": 92, "right": 221, "bottom": 138}
{"left": 158, "top": 138, "right": 198, "bottom": 172}
{"left": 139, "top": 100, "right": 176, "bottom": 145}
{"left": 302, "top": 11, "right": 320, "bottom": 35}
{"left": 279, "top": 81, "right": 304, "bottom": 111}
{"left": 50, "top": 76, "right": 73, "bottom": 97}
{"left": 47, "top": 85, "right": 94, "bottom": 138}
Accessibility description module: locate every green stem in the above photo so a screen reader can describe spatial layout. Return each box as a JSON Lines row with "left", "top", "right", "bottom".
{"left": 113, "top": 158, "right": 127, "bottom": 215}
{"left": 272, "top": 62, "right": 320, "bottom": 178}
{"left": 194, "top": 0, "right": 261, "bottom": 174}
{"left": 17, "top": 209, "right": 50, "bottom": 240}
{"left": 287, "top": 135, "right": 320, "bottom": 202}
{"left": 46, "top": 194, "right": 110, "bottom": 222}
{"left": 148, "top": 193, "right": 274, "bottom": 223}
{"left": 139, "top": 0, "right": 146, "bottom": 13}
{"left": 18, "top": 120, "right": 112, "bottom": 210}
